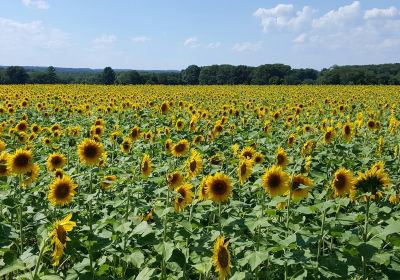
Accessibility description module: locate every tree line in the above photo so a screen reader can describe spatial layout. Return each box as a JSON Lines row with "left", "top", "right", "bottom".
{"left": 1, "top": 63, "right": 400, "bottom": 85}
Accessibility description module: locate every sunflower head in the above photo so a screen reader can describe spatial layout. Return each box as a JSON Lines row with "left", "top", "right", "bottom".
{"left": 77, "top": 138, "right": 105, "bottom": 166}
{"left": 101, "top": 175, "right": 117, "bottom": 190}
{"left": 174, "top": 183, "right": 194, "bottom": 212}
{"left": 331, "top": 168, "right": 355, "bottom": 197}
{"left": 237, "top": 159, "right": 254, "bottom": 185}
{"left": 49, "top": 213, "right": 76, "bottom": 266}
{"left": 206, "top": 172, "right": 233, "bottom": 203}
{"left": 212, "top": 235, "right": 231, "bottom": 280}
{"left": 323, "top": 127, "right": 336, "bottom": 144}
{"left": 8, "top": 149, "right": 34, "bottom": 175}
{"left": 355, "top": 167, "right": 390, "bottom": 200}
{"left": 240, "top": 146, "right": 256, "bottom": 160}
{"left": 290, "top": 174, "right": 313, "bottom": 201}
{"left": 262, "top": 165, "right": 290, "bottom": 197}
{"left": 48, "top": 175, "right": 77, "bottom": 206}
{"left": 22, "top": 164, "right": 40, "bottom": 187}
{"left": 187, "top": 150, "right": 203, "bottom": 178}
{"left": 276, "top": 147, "right": 289, "bottom": 167}
{"left": 171, "top": 139, "right": 190, "bottom": 157}
{"left": 47, "top": 153, "right": 67, "bottom": 171}
{"left": 342, "top": 122, "right": 353, "bottom": 142}
{"left": 120, "top": 137, "right": 132, "bottom": 153}
{"left": 0, "top": 152, "right": 11, "bottom": 176}
{"left": 141, "top": 154, "right": 153, "bottom": 177}
{"left": 167, "top": 171, "right": 184, "bottom": 190}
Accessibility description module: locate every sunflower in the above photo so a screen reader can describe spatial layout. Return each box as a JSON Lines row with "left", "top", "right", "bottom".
{"left": 323, "top": 127, "right": 336, "bottom": 144}
{"left": 253, "top": 152, "right": 265, "bottom": 165}
{"left": 304, "top": 156, "right": 312, "bottom": 173}
{"left": 187, "top": 150, "right": 203, "bottom": 178}
{"left": 212, "top": 235, "right": 232, "bottom": 280}
{"left": 355, "top": 167, "right": 390, "bottom": 200}
{"left": 120, "top": 137, "right": 132, "bottom": 153}
{"left": 331, "top": 168, "right": 355, "bottom": 197}
{"left": 141, "top": 208, "right": 155, "bottom": 222}
{"left": 16, "top": 120, "right": 29, "bottom": 132}
{"left": 130, "top": 126, "right": 141, "bottom": 141}
{"left": 43, "top": 137, "right": 51, "bottom": 146}
{"left": 22, "top": 164, "right": 40, "bottom": 187}
{"left": 174, "top": 183, "right": 194, "bottom": 212}
{"left": 262, "top": 165, "right": 290, "bottom": 197}
{"left": 7, "top": 149, "right": 34, "bottom": 175}
{"left": 276, "top": 147, "right": 289, "bottom": 167}
{"left": 77, "top": 138, "right": 105, "bottom": 165}
{"left": 0, "top": 152, "right": 11, "bottom": 176}
{"left": 288, "top": 133, "right": 296, "bottom": 147}
{"left": 171, "top": 139, "right": 190, "bottom": 157}
{"left": 165, "top": 139, "right": 173, "bottom": 152}
{"left": 47, "top": 153, "right": 67, "bottom": 171}
{"left": 301, "top": 140, "right": 314, "bottom": 156}
{"left": 141, "top": 154, "right": 152, "bottom": 177}
{"left": 240, "top": 146, "right": 256, "bottom": 160}
{"left": 206, "top": 172, "right": 233, "bottom": 203}
{"left": 49, "top": 213, "right": 76, "bottom": 266}
{"left": 0, "top": 140, "right": 6, "bottom": 151}
{"left": 54, "top": 168, "right": 64, "bottom": 178}
{"left": 198, "top": 176, "right": 209, "bottom": 201}
{"left": 176, "top": 118, "right": 185, "bottom": 131}
{"left": 90, "top": 125, "right": 104, "bottom": 137}
{"left": 167, "top": 171, "right": 184, "bottom": 190}
{"left": 48, "top": 175, "right": 77, "bottom": 206}
{"left": 342, "top": 122, "right": 353, "bottom": 142}
{"left": 161, "top": 102, "right": 169, "bottom": 114}
{"left": 237, "top": 159, "right": 254, "bottom": 185}
{"left": 290, "top": 174, "right": 313, "bottom": 201}
{"left": 101, "top": 175, "right": 117, "bottom": 190}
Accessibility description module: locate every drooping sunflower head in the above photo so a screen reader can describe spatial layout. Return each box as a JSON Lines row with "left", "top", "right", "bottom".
{"left": 237, "top": 159, "right": 254, "bottom": 185}
{"left": 22, "top": 164, "right": 40, "bottom": 187}
{"left": 262, "top": 165, "right": 290, "bottom": 197}
{"left": 275, "top": 146, "right": 289, "bottom": 167}
{"left": 54, "top": 168, "right": 64, "bottom": 179}
{"left": 187, "top": 150, "right": 203, "bottom": 178}
{"left": 198, "top": 176, "right": 209, "bottom": 201}
{"left": 161, "top": 102, "right": 169, "bottom": 114}
{"left": 130, "top": 126, "right": 140, "bottom": 141}
{"left": 165, "top": 139, "right": 173, "bottom": 152}
{"left": 206, "top": 172, "right": 233, "bottom": 203}
{"left": 331, "top": 168, "right": 355, "bottom": 197}
{"left": 49, "top": 213, "right": 76, "bottom": 266}
{"left": 174, "top": 183, "right": 194, "bottom": 213}
{"left": 141, "top": 154, "right": 152, "bottom": 177}
{"left": 355, "top": 167, "right": 390, "bottom": 199}
{"left": 47, "top": 153, "right": 67, "bottom": 171}
{"left": 0, "top": 152, "right": 11, "bottom": 177}
{"left": 101, "top": 175, "right": 117, "bottom": 190}
{"left": 7, "top": 149, "right": 34, "bottom": 175}
{"left": 77, "top": 138, "right": 105, "bottom": 166}
{"left": 323, "top": 127, "right": 336, "bottom": 144}
{"left": 288, "top": 133, "right": 296, "bottom": 147}
{"left": 290, "top": 174, "right": 313, "bottom": 201}
{"left": 167, "top": 171, "right": 184, "bottom": 190}
{"left": 171, "top": 139, "right": 190, "bottom": 157}
{"left": 212, "top": 235, "right": 231, "bottom": 280}
{"left": 301, "top": 140, "right": 314, "bottom": 156}
{"left": 48, "top": 175, "right": 77, "bottom": 206}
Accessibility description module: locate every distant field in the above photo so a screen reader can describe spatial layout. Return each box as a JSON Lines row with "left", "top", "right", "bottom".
{"left": 0, "top": 85, "right": 400, "bottom": 279}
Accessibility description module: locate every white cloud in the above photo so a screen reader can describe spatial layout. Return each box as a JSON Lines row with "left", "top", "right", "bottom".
{"left": 364, "top": 7, "right": 399, "bottom": 20}
{"left": 293, "top": 33, "right": 307, "bottom": 44}
{"left": 232, "top": 41, "right": 262, "bottom": 52}
{"left": 132, "top": 36, "right": 151, "bottom": 43}
{"left": 93, "top": 34, "right": 116, "bottom": 46}
{"left": 22, "top": 0, "right": 49, "bottom": 10}
{"left": 254, "top": 4, "right": 313, "bottom": 31}
{"left": 184, "top": 37, "right": 199, "bottom": 48}
{"left": 312, "top": 1, "right": 360, "bottom": 28}
{"left": 207, "top": 42, "right": 221, "bottom": 48}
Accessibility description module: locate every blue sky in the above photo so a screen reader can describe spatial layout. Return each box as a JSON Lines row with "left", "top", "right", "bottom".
{"left": 1, "top": 0, "right": 400, "bottom": 70}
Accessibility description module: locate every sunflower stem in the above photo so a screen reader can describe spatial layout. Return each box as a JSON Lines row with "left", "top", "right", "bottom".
{"left": 362, "top": 197, "right": 371, "bottom": 280}
{"left": 218, "top": 202, "right": 222, "bottom": 235}
{"left": 88, "top": 168, "right": 95, "bottom": 278}
{"left": 316, "top": 205, "right": 327, "bottom": 267}
{"left": 32, "top": 237, "right": 48, "bottom": 279}
{"left": 18, "top": 175, "right": 24, "bottom": 254}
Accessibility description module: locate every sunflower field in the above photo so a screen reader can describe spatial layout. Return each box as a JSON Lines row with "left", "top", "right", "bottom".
{"left": 1, "top": 84, "right": 400, "bottom": 280}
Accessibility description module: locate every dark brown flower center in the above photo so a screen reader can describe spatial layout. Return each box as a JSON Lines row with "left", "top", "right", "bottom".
{"left": 55, "top": 183, "right": 70, "bottom": 199}
{"left": 277, "top": 154, "right": 285, "bottom": 165}
{"left": 344, "top": 125, "right": 351, "bottom": 135}
{"left": 218, "top": 247, "right": 229, "bottom": 268}
{"left": 84, "top": 145, "right": 98, "bottom": 158}
{"left": 268, "top": 174, "right": 281, "bottom": 188}
{"left": 57, "top": 225, "right": 67, "bottom": 244}
{"left": 190, "top": 160, "right": 197, "bottom": 172}
{"left": 15, "top": 154, "right": 30, "bottom": 168}
{"left": 211, "top": 179, "right": 227, "bottom": 195}
{"left": 334, "top": 174, "right": 346, "bottom": 190}
{"left": 174, "top": 143, "right": 186, "bottom": 153}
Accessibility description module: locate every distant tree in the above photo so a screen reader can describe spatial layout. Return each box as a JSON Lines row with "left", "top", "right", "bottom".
{"left": 47, "top": 66, "right": 58, "bottom": 84}
{"left": 233, "top": 65, "right": 253, "bottom": 84}
{"left": 30, "top": 72, "right": 50, "bottom": 84}
{"left": 101, "top": 67, "right": 116, "bottom": 85}
{"left": 182, "top": 65, "right": 200, "bottom": 85}
{"left": 6, "top": 66, "right": 28, "bottom": 84}
{"left": 199, "top": 65, "right": 218, "bottom": 85}
{"left": 116, "top": 70, "right": 142, "bottom": 85}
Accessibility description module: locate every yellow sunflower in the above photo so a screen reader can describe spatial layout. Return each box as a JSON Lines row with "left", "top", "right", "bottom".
{"left": 22, "top": 164, "right": 40, "bottom": 187}
{"left": 48, "top": 175, "right": 77, "bottom": 206}
{"left": 206, "top": 172, "right": 233, "bottom": 203}
{"left": 0, "top": 152, "right": 11, "bottom": 176}
{"left": 290, "top": 174, "right": 313, "bottom": 201}
{"left": 141, "top": 154, "right": 153, "bottom": 177}
{"left": 276, "top": 146, "right": 289, "bottom": 167}
{"left": 323, "top": 127, "right": 336, "bottom": 144}
{"left": 212, "top": 235, "right": 232, "bottom": 280}
{"left": 49, "top": 213, "right": 76, "bottom": 266}
{"left": 187, "top": 150, "right": 203, "bottom": 178}
{"left": 355, "top": 166, "right": 390, "bottom": 200}
{"left": 7, "top": 149, "right": 34, "bottom": 175}
{"left": 167, "top": 171, "right": 184, "bottom": 190}
{"left": 171, "top": 139, "right": 190, "bottom": 157}
{"left": 342, "top": 122, "right": 353, "bottom": 142}
{"left": 331, "top": 168, "right": 355, "bottom": 197}
{"left": 253, "top": 152, "right": 265, "bottom": 165}
{"left": 174, "top": 183, "right": 194, "bottom": 212}
{"left": 77, "top": 138, "right": 105, "bottom": 165}
{"left": 237, "top": 159, "right": 254, "bottom": 185}
{"left": 101, "top": 175, "right": 117, "bottom": 190}
{"left": 120, "top": 137, "right": 132, "bottom": 153}
{"left": 262, "top": 165, "right": 290, "bottom": 197}
{"left": 47, "top": 153, "right": 67, "bottom": 171}
{"left": 240, "top": 146, "right": 256, "bottom": 160}
{"left": 198, "top": 176, "right": 209, "bottom": 201}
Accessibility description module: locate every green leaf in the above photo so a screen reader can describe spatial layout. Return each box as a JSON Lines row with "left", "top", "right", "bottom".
{"left": 247, "top": 251, "right": 269, "bottom": 271}
{"left": 135, "top": 267, "right": 156, "bottom": 280}
{"left": 124, "top": 250, "right": 145, "bottom": 268}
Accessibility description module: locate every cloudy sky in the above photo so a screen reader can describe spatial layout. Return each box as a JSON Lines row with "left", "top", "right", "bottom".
{"left": 1, "top": 0, "right": 400, "bottom": 70}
